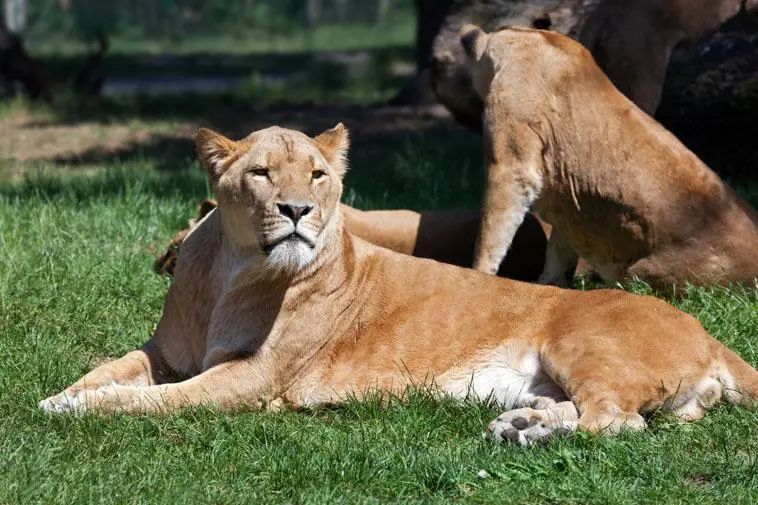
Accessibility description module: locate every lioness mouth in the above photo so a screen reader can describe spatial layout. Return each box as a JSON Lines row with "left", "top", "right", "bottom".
{"left": 263, "top": 233, "right": 315, "bottom": 254}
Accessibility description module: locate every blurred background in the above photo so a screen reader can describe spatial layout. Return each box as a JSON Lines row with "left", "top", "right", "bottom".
{"left": 1, "top": 0, "right": 483, "bottom": 212}
{"left": 1, "top": 0, "right": 755, "bottom": 202}
{"left": 2, "top": 0, "right": 420, "bottom": 101}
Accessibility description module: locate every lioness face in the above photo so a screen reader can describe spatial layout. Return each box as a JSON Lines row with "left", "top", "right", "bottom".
{"left": 196, "top": 124, "right": 350, "bottom": 275}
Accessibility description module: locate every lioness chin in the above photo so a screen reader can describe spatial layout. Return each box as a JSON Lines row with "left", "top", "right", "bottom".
{"left": 40, "top": 125, "right": 756, "bottom": 445}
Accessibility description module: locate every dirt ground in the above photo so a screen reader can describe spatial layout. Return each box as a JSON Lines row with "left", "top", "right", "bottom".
{"left": 0, "top": 101, "right": 456, "bottom": 179}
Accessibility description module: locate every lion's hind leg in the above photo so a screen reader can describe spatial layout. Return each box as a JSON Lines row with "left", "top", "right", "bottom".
{"left": 537, "top": 229, "right": 579, "bottom": 287}
{"left": 575, "top": 400, "right": 647, "bottom": 433}
{"left": 536, "top": 322, "right": 721, "bottom": 438}
{"left": 538, "top": 340, "right": 655, "bottom": 438}
{"left": 486, "top": 398, "right": 579, "bottom": 446}
{"left": 485, "top": 395, "right": 648, "bottom": 446}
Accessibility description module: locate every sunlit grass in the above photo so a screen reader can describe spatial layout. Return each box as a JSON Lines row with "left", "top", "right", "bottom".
{"left": 1, "top": 135, "right": 756, "bottom": 503}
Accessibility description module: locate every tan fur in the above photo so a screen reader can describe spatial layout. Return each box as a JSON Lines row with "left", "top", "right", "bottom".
{"left": 154, "top": 199, "right": 218, "bottom": 275}
{"left": 431, "top": 0, "right": 755, "bottom": 127}
{"left": 341, "top": 205, "right": 547, "bottom": 280}
{"left": 463, "top": 25, "right": 758, "bottom": 289}
{"left": 40, "top": 125, "right": 756, "bottom": 445}
{"left": 155, "top": 200, "right": 547, "bottom": 281}
{"left": 579, "top": 0, "right": 757, "bottom": 113}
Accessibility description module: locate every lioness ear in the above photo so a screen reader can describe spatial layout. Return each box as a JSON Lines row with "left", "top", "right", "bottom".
{"left": 314, "top": 123, "right": 350, "bottom": 177}
{"left": 460, "top": 24, "right": 489, "bottom": 62}
{"left": 196, "top": 128, "right": 239, "bottom": 181}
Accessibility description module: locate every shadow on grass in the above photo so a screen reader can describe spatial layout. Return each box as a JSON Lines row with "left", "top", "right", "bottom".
{"left": 2, "top": 125, "right": 485, "bottom": 211}
{"left": 0, "top": 165, "right": 210, "bottom": 203}
{"left": 48, "top": 134, "right": 196, "bottom": 173}
{"left": 11, "top": 39, "right": 758, "bottom": 182}
{"left": 31, "top": 46, "right": 414, "bottom": 124}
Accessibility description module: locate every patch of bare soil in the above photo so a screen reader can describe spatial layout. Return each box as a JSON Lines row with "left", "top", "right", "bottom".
{"left": 0, "top": 116, "right": 178, "bottom": 163}
{"left": 0, "top": 103, "right": 454, "bottom": 179}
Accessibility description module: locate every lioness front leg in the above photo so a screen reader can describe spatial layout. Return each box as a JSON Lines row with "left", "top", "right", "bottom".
{"left": 474, "top": 122, "right": 544, "bottom": 274}
{"left": 54, "top": 358, "right": 278, "bottom": 414}
{"left": 48, "top": 317, "right": 322, "bottom": 414}
{"left": 39, "top": 340, "right": 172, "bottom": 413}
{"left": 537, "top": 229, "right": 578, "bottom": 287}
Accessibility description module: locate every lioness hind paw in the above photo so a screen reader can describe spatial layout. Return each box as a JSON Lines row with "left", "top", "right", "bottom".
{"left": 486, "top": 405, "right": 578, "bottom": 446}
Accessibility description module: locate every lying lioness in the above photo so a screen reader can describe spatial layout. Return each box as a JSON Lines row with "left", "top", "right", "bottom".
{"left": 154, "top": 199, "right": 548, "bottom": 282}
{"left": 463, "top": 25, "right": 758, "bottom": 288}
{"left": 40, "top": 124, "right": 756, "bottom": 445}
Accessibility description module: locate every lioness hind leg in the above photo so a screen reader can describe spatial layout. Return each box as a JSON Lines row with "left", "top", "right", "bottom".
{"left": 546, "top": 372, "right": 650, "bottom": 436}
{"left": 576, "top": 400, "right": 647, "bottom": 434}
{"left": 537, "top": 229, "right": 578, "bottom": 287}
{"left": 535, "top": 334, "right": 660, "bottom": 439}
{"left": 486, "top": 399, "right": 579, "bottom": 446}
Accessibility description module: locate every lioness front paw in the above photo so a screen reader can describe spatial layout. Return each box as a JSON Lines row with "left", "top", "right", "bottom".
{"left": 39, "top": 385, "right": 128, "bottom": 414}
{"left": 486, "top": 404, "right": 578, "bottom": 446}
{"left": 39, "top": 390, "right": 86, "bottom": 414}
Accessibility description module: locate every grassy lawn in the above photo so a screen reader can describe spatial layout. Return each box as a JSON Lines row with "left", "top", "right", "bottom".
{"left": 1, "top": 112, "right": 757, "bottom": 503}
{"left": 28, "top": 21, "right": 415, "bottom": 57}
{"left": 21, "top": 6, "right": 417, "bottom": 108}
{"left": 4, "top": 3, "right": 757, "bottom": 501}
{"left": 2, "top": 13, "right": 757, "bottom": 496}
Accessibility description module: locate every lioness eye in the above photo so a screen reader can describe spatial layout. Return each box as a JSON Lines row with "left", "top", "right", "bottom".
{"left": 250, "top": 168, "right": 269, "bottom": 177}
{"left": 312, "top": 170, "right": 326, "bottom": 180}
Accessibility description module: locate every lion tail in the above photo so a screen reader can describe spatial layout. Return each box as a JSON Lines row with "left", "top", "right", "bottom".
{"left": 719, "top": 343, "right": 758, "bottom": 410}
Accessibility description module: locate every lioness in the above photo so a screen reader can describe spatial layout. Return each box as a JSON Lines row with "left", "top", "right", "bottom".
{"left": 40, "top": 124, "right": 756, "bottom": 445}
{"left": 431, "top": 0, "right": 756, "bottom": 127}
{"left": 463, "top": 25, "right": 758, "bottom": 288}
{"left": 579, "top": 0, "right": 758, "bottom": 114}
{"left": 154, "top": 199, "right": 548, "bottom": 282}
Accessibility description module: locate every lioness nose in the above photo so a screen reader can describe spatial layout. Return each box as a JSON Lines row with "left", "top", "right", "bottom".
{"left": 277, "top": 203, "right": 313, "bottom": 224}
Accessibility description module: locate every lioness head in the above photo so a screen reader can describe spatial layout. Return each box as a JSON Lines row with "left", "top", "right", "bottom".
{"left": 196, "top": 124, "right": 349, "bottom": 275}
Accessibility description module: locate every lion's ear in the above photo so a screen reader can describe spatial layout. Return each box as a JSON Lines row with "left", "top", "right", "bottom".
{"left": 196, "top": 128, "right": 239, "bottom": 181}
{"left": 460, "top": 24, "right": 489, "bottom": 62}
{"left": 314, "top": 123, "right": 350, "bottom": 178}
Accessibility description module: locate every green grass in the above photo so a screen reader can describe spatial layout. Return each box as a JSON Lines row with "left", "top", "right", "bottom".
{"left": 4, "top": 7, "right": 756, "bottom": 501}
{"left": 20, "top": 9, "right": 417, "bottom": 108}
{"left": 1, "top": 132, "right": 757, "bottom": 503}
{"left": 29, "top": 21, "right": 415, "bottom": 57}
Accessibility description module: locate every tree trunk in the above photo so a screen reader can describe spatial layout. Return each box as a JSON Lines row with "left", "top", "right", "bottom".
{"left": 0, "top": 23, "right": 53, "bottom": 99}
{"left": 3, "top": 0, "right": 27, "bottom": 33}
{"left": 414, "top": 0, "right": 453, "bottom": 73}
{"left": 306, "top": 0, "right": 322, "bottom": 28}
{"left": 389, "top": 0, "right": 454, "bottom": 106}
